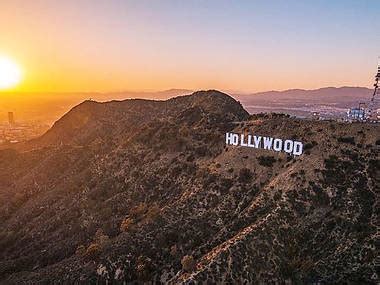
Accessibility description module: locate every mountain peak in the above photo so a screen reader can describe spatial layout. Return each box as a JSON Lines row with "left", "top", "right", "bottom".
{"left": 23, "top": 90, "right": 248, "bottom": 149}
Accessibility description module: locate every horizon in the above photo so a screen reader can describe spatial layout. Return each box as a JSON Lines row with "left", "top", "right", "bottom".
{"left": 0, "top": 85, "right": 374, "bottom": 96}
{"left": 0, "top": 0, "right": 379, "bottom": 93}
{"left": 0, "top": 85, "right": 374, "bottom": 127}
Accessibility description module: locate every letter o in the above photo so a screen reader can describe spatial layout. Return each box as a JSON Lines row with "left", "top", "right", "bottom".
{"left": 232, "top": 134, "right": 239, "bottom": 145}
{"left": 273, "top": 139, "right": 283, "bottom": 152}
{"left": 284, "top": 140, "right": 293, "bottom": 153}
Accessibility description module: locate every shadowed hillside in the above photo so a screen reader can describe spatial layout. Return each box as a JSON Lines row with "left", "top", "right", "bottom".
{"left": 0, "top": 91, "right": 378, "bottom": 284}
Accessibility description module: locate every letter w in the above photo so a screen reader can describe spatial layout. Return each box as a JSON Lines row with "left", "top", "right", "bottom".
{"left": 263, "top": 137, "right": 273, "bottom": 150}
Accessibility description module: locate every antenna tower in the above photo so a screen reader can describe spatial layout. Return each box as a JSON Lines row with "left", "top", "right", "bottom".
{"left": 367, "top": 61, "right": 380, "bottom": 121}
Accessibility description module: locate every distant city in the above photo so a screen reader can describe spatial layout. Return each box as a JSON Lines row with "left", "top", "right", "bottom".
{"left": 0, "top": 111, "right": 49, "bottom": 145}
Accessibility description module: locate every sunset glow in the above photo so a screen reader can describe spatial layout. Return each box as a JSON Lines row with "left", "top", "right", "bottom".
{"left": 0, "top": 56, "right": 22, "bottom": 90}
{"left": 0, "top": 1, "right": 379, "bottom": 93}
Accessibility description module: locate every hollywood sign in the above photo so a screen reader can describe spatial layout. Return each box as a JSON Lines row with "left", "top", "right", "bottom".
{"left": 225, "top": 132, "right": 303, "bottom": 156}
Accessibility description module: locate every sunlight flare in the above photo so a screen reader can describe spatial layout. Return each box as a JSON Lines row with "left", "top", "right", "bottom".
{"left": 0, "top": 56, "right": 22, "bottom": 90}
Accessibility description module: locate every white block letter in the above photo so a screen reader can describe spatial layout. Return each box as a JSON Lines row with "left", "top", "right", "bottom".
{"left": 284, "top": 140, "right": 293, "bottom": 154}
{"left": 263, "top": 137, "right": 273, "bottom": 150}
{"left": 254, "top": 136, "right": 262, "bottom": 148}
{"left": 232, "top": 134, "right": 239, "bottom": 145}
{"left": 273, "top": 138, "right": 283, "bottom": 152}
{"left": 240, "top": 134, "right": 247, "bottom": 147}
{"left": 293, "top": 141, "right": 303, "bottom": 156}
{"left": 247, "top": 135, "right": 255, "bottom": 147}
{"left": 225, "top": 133, "right": 233, "bottom": 145}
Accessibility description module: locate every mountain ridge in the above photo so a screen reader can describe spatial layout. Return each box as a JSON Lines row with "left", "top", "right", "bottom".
{"left": 14, "top": 90, "right": 247, "bottom": 150}
{"left": 236, "top": 86, "right": 375, "bottom": 118}
{"left": 239, "top": 86, "right": 372, "bottom": 99}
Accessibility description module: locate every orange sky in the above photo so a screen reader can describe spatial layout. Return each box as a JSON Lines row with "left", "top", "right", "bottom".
{"left": 0, "top": 1, "right": 379, "bottom": 93}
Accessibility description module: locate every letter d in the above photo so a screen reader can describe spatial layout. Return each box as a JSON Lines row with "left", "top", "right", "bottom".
{"left": 293, "top": 141, "right": 303, "bottom": 156}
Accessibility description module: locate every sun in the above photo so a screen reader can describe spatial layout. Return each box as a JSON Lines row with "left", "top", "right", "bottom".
{"left": 0, "top": 56, "right": 22, "bottom": 90}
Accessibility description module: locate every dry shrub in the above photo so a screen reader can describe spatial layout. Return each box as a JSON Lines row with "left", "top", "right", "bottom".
{"left": 170, "top": 245, "right": 178, "bottom": 256}
{"left": 84, "top": 243, "right": 101, "bottom": 260}
{"left": 120, "top": 203, "right": 161, "bottom": 232}
{"left": 75, "top": 245, "right": 86, "bottom": 256}
{"left": 136, "top": 255, "right": 153, "bottom": 281}
{"left": 130, "top": 203, "right": 148, "bottom": 218}
{"left": 145, "top": 204, "right": 161, "bottom": 222}
{"left": 120, "top": 217, "right": 135, "bottom": 232}
{"left": 181, "top": 255, "right": 196, "bottom": 272}
{"left": 94, "top": 229, "right": 109, "bottom": 245}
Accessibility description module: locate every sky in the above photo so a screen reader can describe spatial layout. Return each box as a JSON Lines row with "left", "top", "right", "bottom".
{"left": 0, "top": 0, "right": 379, "bottom": 93}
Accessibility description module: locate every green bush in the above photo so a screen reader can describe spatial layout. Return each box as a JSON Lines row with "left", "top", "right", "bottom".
{"left": 337, "top": 136, "right": 355, "bottom": 145}
{"left": 304, "top": 143, "right": 314, "bottom": 150}
{"left": 257, "top": 155, "right": 276, "bottom": 167}
{"left": 238, "top": 168, "right": 253, "bottom": 183}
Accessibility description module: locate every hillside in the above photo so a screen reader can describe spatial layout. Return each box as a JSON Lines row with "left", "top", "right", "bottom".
{"left": 0, "top": 91, "right": 379, "bottom": 284}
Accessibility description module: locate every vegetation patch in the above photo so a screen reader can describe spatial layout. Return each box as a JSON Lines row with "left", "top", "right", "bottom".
{"left": 337, "top": 136, "right": 355, "bottom": 145}
{"left": 257, "top": 155, "right": 276, "bottom": 167}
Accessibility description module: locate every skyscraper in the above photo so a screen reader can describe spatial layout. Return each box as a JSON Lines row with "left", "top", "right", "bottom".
{"left": 8, "top": 112, "right": 15, "bottom": 126}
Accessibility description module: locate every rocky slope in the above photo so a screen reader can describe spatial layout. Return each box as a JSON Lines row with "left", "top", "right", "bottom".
{"left": 0, "top": 90, "right": 378, "bottom": 284}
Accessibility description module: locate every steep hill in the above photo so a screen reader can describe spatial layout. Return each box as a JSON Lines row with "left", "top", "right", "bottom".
{"left": 18, "top": 90, "right": 247, "bottom": 150}
{"left": 0, "top": 91, "right": 378, "bottom": 284}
